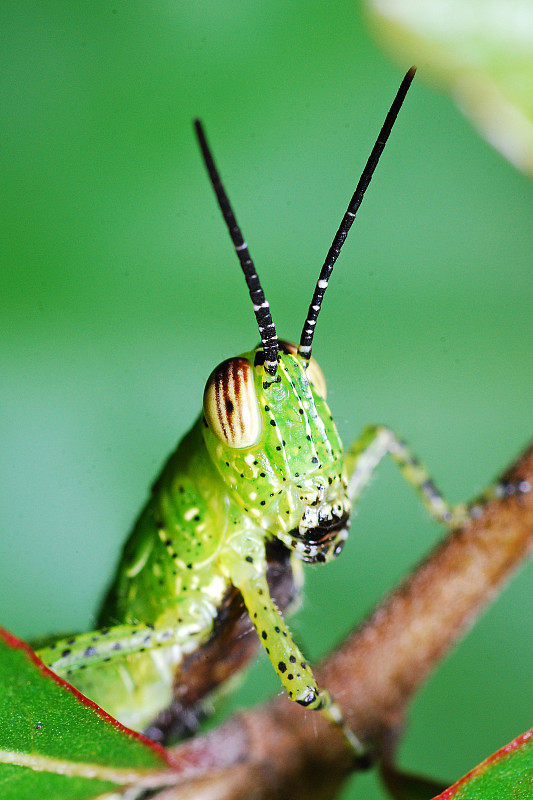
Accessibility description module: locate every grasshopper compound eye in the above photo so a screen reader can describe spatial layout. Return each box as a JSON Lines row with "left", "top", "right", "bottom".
{"left": 203, "top": 356, "right": 261, "bottom": 448}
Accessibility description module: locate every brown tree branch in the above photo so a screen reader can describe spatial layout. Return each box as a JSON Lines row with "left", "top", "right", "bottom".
{"left": 160, "top": 441, "right": 533, "bottom": 799}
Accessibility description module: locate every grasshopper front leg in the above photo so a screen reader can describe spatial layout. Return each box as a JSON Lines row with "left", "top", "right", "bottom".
{"left": 221, "top": 531, "right": 366, "bottom": 758}
{"left": 345, "top": 424, "right": 528, "bottom": 526}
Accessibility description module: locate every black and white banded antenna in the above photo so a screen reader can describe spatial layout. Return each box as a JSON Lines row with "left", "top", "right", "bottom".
{"left": 298, "top": 66, "right": 416, "bottom": 364}
{"left": 194, "top": 119, "right": 279, "bottom": 377}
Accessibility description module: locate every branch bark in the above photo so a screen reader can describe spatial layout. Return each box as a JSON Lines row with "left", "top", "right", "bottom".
{"left": 161, "top": 442, "right": 533, "bottom": 799}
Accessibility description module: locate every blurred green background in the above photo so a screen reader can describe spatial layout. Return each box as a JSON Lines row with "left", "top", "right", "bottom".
{"left": 1, "top": 2, "right": 532, "bottom": 798}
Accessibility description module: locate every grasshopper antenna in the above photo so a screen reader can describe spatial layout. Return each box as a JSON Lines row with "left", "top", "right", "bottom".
{"left": 298, "top": 66, "right": 416, "bottom": 363}
{"left": 194, "top": 120, "right": 279, "bottom": 376}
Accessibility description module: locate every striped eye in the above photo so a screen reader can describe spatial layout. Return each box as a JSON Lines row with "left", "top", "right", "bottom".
{"left": 203, "top": 357, "right": 261, "bottom": 449}
{"left": 280, "top": 340, "right": 327, "bottom": 399}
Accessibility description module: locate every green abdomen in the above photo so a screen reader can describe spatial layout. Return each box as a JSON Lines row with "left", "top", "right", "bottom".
{"left": 66, "top": 421, "right": 233, "bottom": 731}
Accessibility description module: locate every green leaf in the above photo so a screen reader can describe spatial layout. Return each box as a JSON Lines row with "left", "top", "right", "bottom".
{"left": 0, "top": 626, "right": 172, "bottom": 800}
{"left": 365, "top": 0, "right": 533, "bottom": 175}
{"left": 432, "top": 728, "right": 533, "bottom": 799}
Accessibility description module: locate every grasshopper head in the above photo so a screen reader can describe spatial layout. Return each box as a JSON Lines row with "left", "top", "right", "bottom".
{"left": 202, "top": 341, "right": 350, "bottom": 564}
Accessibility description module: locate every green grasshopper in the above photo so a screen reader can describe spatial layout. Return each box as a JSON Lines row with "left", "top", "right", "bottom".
{"left": 36, "top": 67, "right": 521, "bottom": 755}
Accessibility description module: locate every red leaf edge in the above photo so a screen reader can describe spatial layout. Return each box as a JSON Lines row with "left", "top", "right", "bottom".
{"left": 0, "top": 625, "right": 171, "bottom": 766}
{"left": 433, "top": 728, "right": 533, "bottom": 799}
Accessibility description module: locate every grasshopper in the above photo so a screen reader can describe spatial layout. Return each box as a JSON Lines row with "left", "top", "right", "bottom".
{"left": 37, "top": 67, "right": 518, "bottom": 755}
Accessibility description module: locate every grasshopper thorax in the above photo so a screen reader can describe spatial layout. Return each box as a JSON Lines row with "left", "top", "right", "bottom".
{"left": 202, "top": 342, "right": 350, "bottom": 564}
